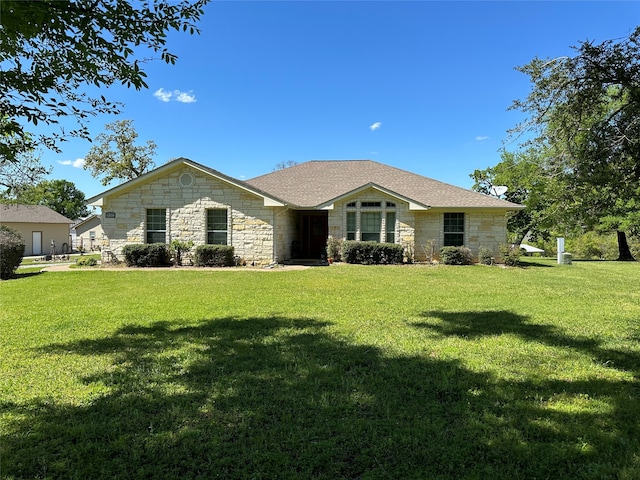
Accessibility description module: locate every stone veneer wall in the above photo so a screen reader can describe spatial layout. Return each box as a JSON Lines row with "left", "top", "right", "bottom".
{"left": 273, "top": 208, "right": 297, "bottom": 262}
{"left": 413, "top": 210, "right": 508, "bottom": 262}
{"left": 100, "top": 166, "right": 277, "bottom": 265}
{"left": 328, "top": 189, "right": 417, "bottom": 261}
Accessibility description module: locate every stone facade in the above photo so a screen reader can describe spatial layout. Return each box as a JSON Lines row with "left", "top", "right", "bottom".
{"left": 92, "top": 160, "right": 514, "bottom": 266}
{"left": 414, "top": 209, "right": 508, "bottom": 262}
{"left": 100, "top": 165, "right": 278, "bottom": 265}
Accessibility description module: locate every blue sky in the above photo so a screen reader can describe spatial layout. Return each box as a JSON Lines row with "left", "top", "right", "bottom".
{"left": 38, "top": 1, "right": 639, "bottom": 200}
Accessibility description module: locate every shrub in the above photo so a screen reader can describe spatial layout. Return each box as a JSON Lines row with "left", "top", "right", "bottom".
{"left": 341, "top": 241, "right": 404, "bottom": 265}
{"left": 440, "top": 246, "right": 473, "bottom": 265}
{"left": 122, "top": 243, "right": 171, "bottom": 267}
{"left": 500, "top": 244, "right": 521, "bottom": 267}
{"left": 170, "top": 239, "right": 194, "bottom": 266}
{"left": 194, "top": 245, "right": 235, "bottom": 267}
{"left": 76, "top": 256, "right": 98, "bottom": 267}
{"left": 478, "top": 246, "right": 494, "bottom": 265}
{"left": 326, "top": 236, "right": 343, "bottom": 262}
{"left": 0, "top": 225, "right": 25, "bottom": 280}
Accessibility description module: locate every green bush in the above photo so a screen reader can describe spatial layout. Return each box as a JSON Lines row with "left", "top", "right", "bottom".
{"left": 326, "top": 236, "right": 343, "bottom": 262}
{"left": 76, "top": 257, "right": 98, "bottom": 267}
{"left": 566, "top": 232, "right": 618, "bottom": 260}
{"left": 478, "top": 246, "right": 494, "bottom": 265}
{"left": 0, "top": 225, "right": 25, "bottom": 280}
{"left": 500, "top": 244, "right": 521, "bottom": 267}
{"left": 122, "top": 244, "right": 171, "bottom": 267}
{"left": 341, "top": 241, "right": 404, "bottom": 265}
{"left": 194, "top": 245, "right": 235, "bottom": 267}
{"left": 170, "top": 239, "right": 194, "bottom": 266}
{"left": 440, "top": 246, "right": 473, "bottom": 265}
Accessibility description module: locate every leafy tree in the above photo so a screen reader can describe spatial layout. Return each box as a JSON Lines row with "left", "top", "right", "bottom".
{"left": 84, "top": 120, "right": 156, "bottom": 185}
{"left": 0, "top": 149, "right": 50, "bottom": 198}
{"left": 471, "top": 148, "right": 552, "bottom": 244}
{"left": 0, "top": 0, "right": 208, "bottom": 164}
{"left": 16, "top": 180, "right": 90, "bottom": 220}
{"left": 509, "top": 27, "right": 640, "bottom": 260}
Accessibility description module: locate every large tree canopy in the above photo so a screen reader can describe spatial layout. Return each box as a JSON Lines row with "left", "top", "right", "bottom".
{"left": 507, "top": 27, "right": 640, "bottom": 260}
{"left": 84, "top": 120, "right": 156, "bottom": 186}
{"left": 13, "top": 179, "right": 89, "bottom": 220}
{"left": 471, "top": 148, "right": 552, "bottom": 245}
{"left": 0, "top": 0, "right": 208, "bottom": 164}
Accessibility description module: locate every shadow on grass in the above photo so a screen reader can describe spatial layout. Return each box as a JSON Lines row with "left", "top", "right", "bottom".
{"left": 3, "top": 316, "right": 640, "bottom": 479}
{"left": 8, "top": 270, "right": 44, "bottom": 279}
{"left": 518, "top": 258, "right": 555, "bottom": 268}
{"left": 415, "top": 310, "right": 640, "bottom": 375}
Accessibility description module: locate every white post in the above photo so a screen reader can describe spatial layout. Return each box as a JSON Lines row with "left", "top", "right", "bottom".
{"left": 557, "top": 237, "right": 564, "bottom": 264}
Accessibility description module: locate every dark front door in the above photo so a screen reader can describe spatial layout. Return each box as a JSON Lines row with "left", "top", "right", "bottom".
{"left": 300, "top": 213, "right": 328, "bottom": 258}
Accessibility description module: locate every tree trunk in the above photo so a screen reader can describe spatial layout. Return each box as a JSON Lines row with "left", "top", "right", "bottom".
{"left": 617, "top": 231, "right": 635, "bottom": 261}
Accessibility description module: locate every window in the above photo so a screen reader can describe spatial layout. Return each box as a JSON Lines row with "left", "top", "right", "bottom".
{"left": 89, "top": 231, "right": 96, "bottom": 240}
{"left": 146, "top": 209, "right": 166, "bottom": 243}
{"left": 207, "top": 209, "right": 228, "bottom": 245}
{"left": 385, "top": 212, "right": 396, "bottom": 243}
{"left": 361, "top": 201, "right": 381, "bottom": 208}
{"left": 444, "top": 213, "right": 464, "bottom": 247}
{"left": 361, "top": 212, "right": 381, "bottom": 241}
{"left": 346, "top": 211, "right": 356, "bottom": 240}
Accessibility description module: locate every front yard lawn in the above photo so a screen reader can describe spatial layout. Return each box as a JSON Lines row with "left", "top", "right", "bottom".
{"left": 1, "top": 261, "right": 639, "bottom": 479}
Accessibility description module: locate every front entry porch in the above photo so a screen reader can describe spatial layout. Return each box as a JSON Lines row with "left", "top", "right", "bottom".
{"left": 290, "top": 211, "right": 328, "bottom": 263}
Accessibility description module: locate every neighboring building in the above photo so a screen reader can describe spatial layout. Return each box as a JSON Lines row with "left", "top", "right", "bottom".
{"left": 87, "top": 158, "right": 524, "bottom": 265}
{"left": 0, "top": 204, "right": 74, "bottom": 256}
{"left": 72, "top": 214, "right": 104, "bottom": 252}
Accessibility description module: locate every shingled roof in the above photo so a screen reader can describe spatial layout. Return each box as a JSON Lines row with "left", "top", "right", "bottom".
{"left": 0, "top": 204, "right": 73, "bottom": 224}
{"left": 246, "top": 160, "right": 522, "bottom": 209}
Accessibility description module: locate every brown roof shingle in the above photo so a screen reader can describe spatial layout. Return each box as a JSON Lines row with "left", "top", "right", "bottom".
{"left": 0, "top": 204, "right": 74, "bottom": 224}
{"left": 246, "top": 160, "right": 522, "bottom": 209}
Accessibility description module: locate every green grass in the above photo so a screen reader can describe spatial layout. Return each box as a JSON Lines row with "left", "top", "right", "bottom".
{"left": 1, "top": 260, "right": 640, "bottom": 479}
{"left": 18, "top": 253, "right": 101, "bottom": 267}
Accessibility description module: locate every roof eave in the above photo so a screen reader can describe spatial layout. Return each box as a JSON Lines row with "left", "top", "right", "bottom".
{"left": 316, "top": 183, "right": 431, "bottom": 211}
{"left": 86, "top": 158, "right": 287, "bottom": 208}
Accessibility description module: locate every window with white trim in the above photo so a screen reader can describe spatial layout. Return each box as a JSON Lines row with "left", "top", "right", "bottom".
{"left": 386, "top": 211, "right": 396, "bottom": 243}
{"left": 345, "top": 200, "right": 397, "bottom": 243}
{"left": 346, "top": 211, "right": 356, "bottom": 240}
{"left": 361, "top": 212, "right": 381, "bottom": 241}
{"left": 146, "top": 209, "right": 166, "bottom": 243}
{"left": 207, "top": 209, "right": 228, "bottom": 245}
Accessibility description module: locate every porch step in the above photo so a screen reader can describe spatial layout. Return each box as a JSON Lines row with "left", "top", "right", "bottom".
{"left": 284, "top": 258, "right": 329, "bottom": 266}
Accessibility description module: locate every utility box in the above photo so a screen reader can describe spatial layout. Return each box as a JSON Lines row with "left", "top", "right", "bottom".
{"left": 562, "top": 252, "right": 572, "bottom": 265}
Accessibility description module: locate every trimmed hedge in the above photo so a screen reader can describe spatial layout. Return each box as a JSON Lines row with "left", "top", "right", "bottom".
{"left": 194, "top": 245, "right": 235, "bottom": 267}
{"left": 0, "top": 225, "right": 25, "bottom": 280}
{"left": 440, "top": 246, "right": 473, "bottom": 265}
{"left": 341, "top": 241, "right": 404, "bottom": 265}
{"left": 122, "top": 244, "right": 171, "bottom": 267}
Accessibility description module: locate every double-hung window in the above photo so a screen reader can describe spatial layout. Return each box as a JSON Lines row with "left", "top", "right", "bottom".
{"left": 360, "top": 212, "right": 381, "bottom": 241}
{"left": 207, "top": 209, "right": 228, "bottom": 245}
{"left": 346, "top": 211, "right": 356, "bottom": 240}
{"left": 346, "top": 200, "right": 397, "bottom": 243}
{"left": 444, "top": 213, "right": 464, "bottom": 246}
{"left": 146, "top": 209, "right": 166, "bottom": 243}
{"left": 385, "top": 211, "right": 396, "bottom": 243}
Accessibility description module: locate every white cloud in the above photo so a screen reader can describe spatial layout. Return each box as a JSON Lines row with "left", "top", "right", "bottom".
{"left": 369, "top": 122, "right": 382, "bottom": 131}
{"left": 153, "top": 88, "right": 173, "bottom": 102}
{"left": 175, "top": 91, "right": 197, "bottom": 103}
{"left": 476, "top": 136, "right": 489, "bottom": 141}
{"left": 58, "top": 158, "right": 85, "bottom": 168}
{"left": 154, "top": 88, "right": 197, "bottom": 103}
